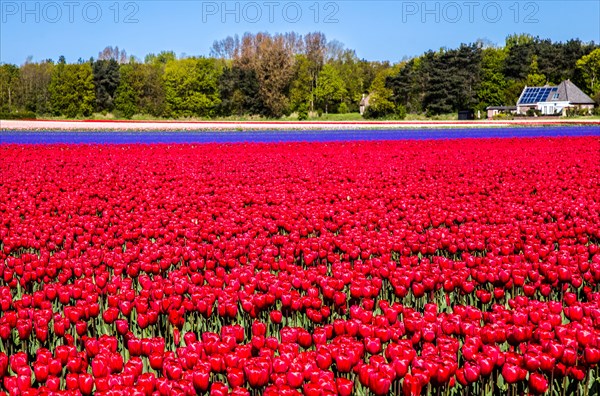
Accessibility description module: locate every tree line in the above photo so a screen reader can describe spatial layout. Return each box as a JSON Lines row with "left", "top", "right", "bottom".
{"left": 1, "top": 33, "right": 599, "bottom": 120}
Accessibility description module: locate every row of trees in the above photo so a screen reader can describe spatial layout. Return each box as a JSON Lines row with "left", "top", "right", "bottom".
{"left": 1, "top": 34, "right": 599, "bottom": 119}
{"left": 384, "top": 35, "right": 600, "bottom": 117}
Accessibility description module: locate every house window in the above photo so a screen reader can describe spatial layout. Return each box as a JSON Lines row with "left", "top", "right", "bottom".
{"left": 552, "top": 93, "right": 559, "bottom": 100}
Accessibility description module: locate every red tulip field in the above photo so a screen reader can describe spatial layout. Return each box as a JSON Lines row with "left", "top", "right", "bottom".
{"left": 1, "top": 137, "right": 600, "bottom": 396}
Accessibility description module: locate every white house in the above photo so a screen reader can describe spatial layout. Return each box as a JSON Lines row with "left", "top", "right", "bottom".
{"left": 516, "top": 80, "right": 595, "bottom": 115}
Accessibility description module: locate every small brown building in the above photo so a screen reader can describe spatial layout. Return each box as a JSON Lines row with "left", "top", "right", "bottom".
{"left": 486, "top": 106, "right": 517, "bottom": 119}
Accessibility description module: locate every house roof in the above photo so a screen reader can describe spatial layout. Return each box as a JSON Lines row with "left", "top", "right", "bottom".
{"left": 517, "top": 80, "right": 594, "bottom": 105}
{"left": 555, "top": 79, "right": 595, "bottom": 104}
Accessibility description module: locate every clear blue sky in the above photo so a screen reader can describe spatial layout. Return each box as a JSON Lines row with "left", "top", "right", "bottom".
{"left": 1, "top": 0, "right": 599, "bottom": 64}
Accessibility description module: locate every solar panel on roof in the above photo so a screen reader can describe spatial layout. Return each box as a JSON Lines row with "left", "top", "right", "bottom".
{"left": 518, "top": 87, "right": 558, "bottom": 105}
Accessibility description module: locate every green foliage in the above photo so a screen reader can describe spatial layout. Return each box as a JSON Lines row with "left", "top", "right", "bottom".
{"left": 359, "top": 60, "right": 388, "bottom": 98}
{"left": 396, "top": 104, "right": 407, "bottom": 120}
{"left": 492, "top": 112, "right": 513, "bottom": 120}
{"left": 363, "top": 97, "right": 396, "bottom": 119}
{"left": 114, "top": 63, "right": 140, "bottom": 118}
{"left": 304, "top": 32, "right": 327, "bottom": 112}
{"left": 478, "top": 47, "right": 508, "bottom": 109}
{"left": 505, "top": 37, "right": 595, "bottom": 87}
{"left": 0, "top": 63, "right": 20, "bottom": 112}
{"left": 16, "top": 61, "right": 54, "bottom": 115}
{"left": 163, "top": 58, "right": 222, "bottom": 118}
{"left": 145, "top": 51, "right": 176, "bottom": 65}
{"left": 418, "top": 44, "right": 482, "bottom": 115}
{"left": 363, "top": 66, "right": 398, "bottom": 119}
{"left": 525, "top": 55, "right": 547, "bottom": 86}
{"left": 49, "top": 62, "right": 95, "bottom": 117}
{"left": 0, "top": 110, "right": 36, "bottom": 119}
{"left": 388, "top": 60, "right": 422, "bottom": 113}
{"left": 93, "top": 59, "right": 121, "bottom": 112}
{"left": 505, "top": 33, "right": 535, "bottom": 49}
{"left": 289, "top": 55, "right": 313, "bottom": 113}
{"left": 140, "top": 64, "right": 166, "bottom": 117}
{"left": 296, "top": 112, "right": 363, "bottom": 121}
{"left": 315, "top": 64, "right": 346, "bottom": 113}
{"left": 504, "top": 37, "right": 535, "bottom": 80}
{"left": 218, "top": 66, "right": 262, "bottom": 116}
{"left": 575, "top": 48, "right": 600, "bottom": 97}
{"left": 338, "top": 102, "right": 348, "bottom": 114}
{"left": 541, "top": 39, "right": 596, "bottom": 83}
{"left": 297, "top": 103, "right": 308, "bottom": 120}
{"left": 330, "top": 50, "right": 366, "bottom": 112}
{"left": 565, "top": 107, "right": 593, "bottom": 117}
{"left": 113, "top": 62, "right": 166, "bottom": 118}
{"left": 504, "top": 80, "right": 526, "bottom": 106}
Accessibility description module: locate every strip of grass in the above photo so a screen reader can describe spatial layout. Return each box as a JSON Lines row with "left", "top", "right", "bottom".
{"left": 16, "top": 112, "right": 600, "bottom": 122}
